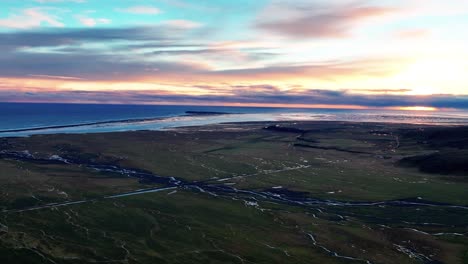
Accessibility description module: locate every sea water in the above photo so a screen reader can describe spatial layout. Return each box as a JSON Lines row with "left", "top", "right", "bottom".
{"left": 1, "top": 102, "right": 467, "bottom": 137}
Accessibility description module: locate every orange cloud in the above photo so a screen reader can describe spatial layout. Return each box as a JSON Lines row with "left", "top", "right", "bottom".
{"left": 393, "top": 29, "right": 429, "bottom": 39}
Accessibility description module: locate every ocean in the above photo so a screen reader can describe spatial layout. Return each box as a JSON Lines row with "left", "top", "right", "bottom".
{"left": 1, "top": 102, "right": 467, "bottom": 137}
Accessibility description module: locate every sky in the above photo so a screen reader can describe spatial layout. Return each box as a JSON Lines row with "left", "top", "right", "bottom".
{"left": 1, "top": 0, "right": 468, "bottom": 109}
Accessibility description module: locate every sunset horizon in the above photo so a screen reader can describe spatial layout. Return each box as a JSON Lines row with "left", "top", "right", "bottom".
{"left": 1, "top": 0, "right": 467, "bottom": 109}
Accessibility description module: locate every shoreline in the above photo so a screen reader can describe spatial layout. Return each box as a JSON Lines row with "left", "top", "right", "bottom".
{"left": 0, "top": 110, "right": 237, "bottom": 133}
{"left": 0, "top": 111, "right": 241, "bottom": 137}
{"left": 1, "top": 112, "right": 468, "bottom": 138}
{"left": 2, "top": 119, "right": 468, "bottom": 139}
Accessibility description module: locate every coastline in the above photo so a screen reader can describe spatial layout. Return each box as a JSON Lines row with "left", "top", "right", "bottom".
{"left": 0, "top": 111, "right": 241, "bottom": 137}
{"left": 2, "top": 110, "right": 468, "bottom": 138}
{"left": 0, "top": 111, "right": 236, "bottom": 134}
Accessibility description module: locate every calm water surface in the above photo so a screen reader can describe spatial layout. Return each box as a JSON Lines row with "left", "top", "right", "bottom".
{"left": 1, "top": 103, "right": 467, "bottom": 137}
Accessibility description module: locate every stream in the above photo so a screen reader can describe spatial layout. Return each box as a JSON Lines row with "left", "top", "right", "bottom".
{"left": 0, "top": 150, "right": 464, "bottom": 264}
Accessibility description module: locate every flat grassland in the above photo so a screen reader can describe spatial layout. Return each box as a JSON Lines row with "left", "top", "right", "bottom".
{"left": 0, "top": 121, "right": 467, "bottom": 264}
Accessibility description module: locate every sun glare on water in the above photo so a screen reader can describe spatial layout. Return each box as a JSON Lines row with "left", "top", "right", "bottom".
{"left": 397, "top": 106, "right": 437, "bottom": 111}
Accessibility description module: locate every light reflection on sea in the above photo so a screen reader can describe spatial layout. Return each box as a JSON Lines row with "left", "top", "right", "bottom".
{"left": 1, "top": 109, "right": 468, "bottom": 137}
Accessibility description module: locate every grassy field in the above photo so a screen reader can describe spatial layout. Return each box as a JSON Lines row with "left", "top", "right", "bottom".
{"left": 0, "top": 121, "right": 467, "bottom": 263}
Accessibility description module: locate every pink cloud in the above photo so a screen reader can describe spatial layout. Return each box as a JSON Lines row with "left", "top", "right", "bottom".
{"left": 162, "top": 20, "right": 202, "bottom": 29}
{"left": 0, "top": 8, "right": 64, "bottom": 29}
{"left": 256, "top": 1, "right": 398, "bottom": 38}
{"left": 75, "top": 16, "right": 111, "bottom": 27}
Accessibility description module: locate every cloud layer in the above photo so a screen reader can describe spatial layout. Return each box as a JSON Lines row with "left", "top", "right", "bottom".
{"left": 1, "top": 87, "right": 467, "bottom": 109}
{"left": 256, "top": 1, "right": 397, "bottom": 38}
{"left": 0, "top": 0, "right": 467, "bottom": 109}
